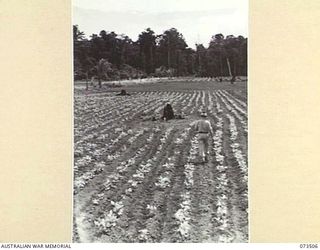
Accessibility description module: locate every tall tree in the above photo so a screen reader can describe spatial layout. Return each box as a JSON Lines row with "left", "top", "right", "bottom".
{"left": 73, "top": 25, "right": 247, "bottom": 81}
{"left": 95, "top": 59, "right": 112, "bottom": 88}
{"left": 209, "top": 34, "right": 227, "bottom": 76}
{"left": 158, "top": 28, "right": 188, "bottom": 74}
{"left": 73, "top": 25, "right": 95, "bottom": 85}
{"left": 73, "top": 25, "right": 85, "bottom": 42}
{"left": 138, "top": 28, "right": 156, "bottom": 74}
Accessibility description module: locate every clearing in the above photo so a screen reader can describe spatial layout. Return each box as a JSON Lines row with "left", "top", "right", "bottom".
{"left": 73, "top": 80, "right": 248, "bottom": 243}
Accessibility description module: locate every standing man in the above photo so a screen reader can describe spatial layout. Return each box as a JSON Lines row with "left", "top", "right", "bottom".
{"left": 195, "top": 112, "right": 214, "bottom": 162}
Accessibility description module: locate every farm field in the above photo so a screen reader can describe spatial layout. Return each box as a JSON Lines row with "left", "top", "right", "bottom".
{"left": 73, "top": 80, "right": 248, "bottom": 243}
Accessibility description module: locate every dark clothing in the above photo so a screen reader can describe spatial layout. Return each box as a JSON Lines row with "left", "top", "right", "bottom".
{"left": 162, "top": 104, "right": 174, "bottom": 120}
{"left": 116, "top": 90, "right": 130, "bottom": 96}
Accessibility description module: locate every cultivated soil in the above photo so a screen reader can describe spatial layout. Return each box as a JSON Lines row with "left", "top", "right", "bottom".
{"left": 73, "top": 80, "right": 248, "bottom": 243}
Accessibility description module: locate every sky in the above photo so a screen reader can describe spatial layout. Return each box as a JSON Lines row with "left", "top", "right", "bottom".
{"left": 73, "top": 0, "right": 247, "bottom": 49}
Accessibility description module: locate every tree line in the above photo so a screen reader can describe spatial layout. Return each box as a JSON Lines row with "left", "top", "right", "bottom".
{"left": 74, "top": 25, "right": 247, "bottom": 86}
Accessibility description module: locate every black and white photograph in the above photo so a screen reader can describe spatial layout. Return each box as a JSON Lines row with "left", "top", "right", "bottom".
{"left": 73, "top": 0, "right": 248, "bottom": 243}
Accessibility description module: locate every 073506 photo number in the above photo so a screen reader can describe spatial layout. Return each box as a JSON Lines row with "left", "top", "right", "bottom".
{"left": 300, "top": 244, "right": 318, "bottom": 248}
